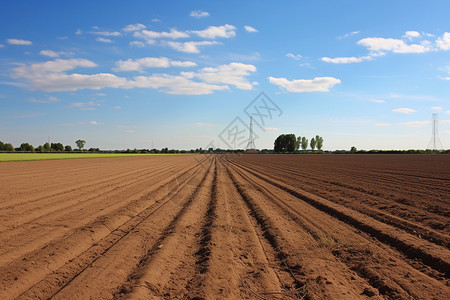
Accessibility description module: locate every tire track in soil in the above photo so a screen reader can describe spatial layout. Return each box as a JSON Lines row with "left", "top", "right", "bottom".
{"left": 227, "top": 157, "right": 448, "bottom": 299}
{"left": 4, "top": 157, "right": 209, "bottom": 299}
{"left": 227, "top": 157, "right": 450, "bottom": 279}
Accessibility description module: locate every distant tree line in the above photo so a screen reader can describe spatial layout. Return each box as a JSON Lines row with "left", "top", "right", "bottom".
{"left": 2, "top": 140, "right": 449, "bottom": 154}
{"left": 274, "top": 134, "right": 324, "bottom": 153}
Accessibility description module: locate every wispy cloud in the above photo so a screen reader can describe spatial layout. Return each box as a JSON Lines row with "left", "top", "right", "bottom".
{"left": 392, "top": 108, "right": 416, "bottom": 114}
{"left": 375, "top": 123, "right": 391, "bottom": 127}
{"left": 286, "top": 53, "right": 302, "bottom": 60}
{"left": 370, "top": 99, "right": 385, "bottom": 103}
{"left": 122, "top": 23, "right": 146, "bottom": 32}
{"left": 401, "top": 121, "right": 429, "bottom": 127}
{"left": 190, "top": 10, "right": 209, "bottom": 18}
{"left": 165, "top": 41, "right": 220, "bottom": 53}
{"left": 269, "top": 76, "right": 341, "bottom": 93}
{"left": 134, "top": 29, "right": 189, "bottom": 40}
{"left": 113, "top": 57, "right": 196, "bottom": 72}
{"left": 436, "top": 32, "right": 450, "bottom": 50}
{"left": 181, "top": 62, "right": 257, "bottom": 90}
{"left": 60, "top": 121, "right": 102, "bottom": 126}
{"left": 117, "top": 125, "right": 137, "bottom": 133}
{"left": 244, "top": 25, "right": 258, "bottom": 33}
{"left": 264, "top": 127, "right": 280, "bottom": 131}
{"left": 90, "top": 31, "right": 121, "bottom": 37}
{"left": 28, "top": 96, "right": 60, "bottom": 103}
{"left": 70, "top": 101, "right": 101, "bottom": 110}
{"left": 7, "top": 38, "right": 32, "bottom": 45}
{"left": 40, "top": 50, "right": 72, "bottom": 58}
{"left": 96, "top": 37, "right": 113, "bottom": 43}
{"left": 190, "top": 24, "right": 236, "bottom": 39}
{"left": 431, "top": 106, "right": 443, "bottom": 112}
{"left": 337, "top": 30, "right": 360, "bottom": 39}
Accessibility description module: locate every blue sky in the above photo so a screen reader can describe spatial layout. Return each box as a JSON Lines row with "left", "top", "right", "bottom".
{"left": 1, "top": 0, "right": 449, "bottom": 150}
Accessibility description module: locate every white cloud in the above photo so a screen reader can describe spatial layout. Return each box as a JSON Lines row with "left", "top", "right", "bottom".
{"left": 182, "top": 62, "right": 257, "bottom": 90}
{"left": 75, "top": 29, "right": 82, "bottom": 35}
{"left": 375, "top": 123, "right": 391, "bottom": 127}
{"left": 11, "top": 59, "right": 126, "bottom": 92}
{"left": 269, "top": 76, "right": 341, "bottom": 93}
{"left": 94, "top": 93, "right": 106, "bottom": 96}
{"left": 441, "top": 76, "right": 450, "bottom": 80}
{"left": 436, "top": 32, "right": 450, "bottom": 50}
{"left": 322, "top": 51, "right": 385, "bottom": 64}
{"left": 191, "top": 24, "right": 236, "bottom": 39}
{"left": 7, "top": 39, "right": 32, "bottom": 45}
{"left": 28, "top": 96, "right": 60, "bottom": 103}
{"left": 371, "top": 99, "right": 385, "bottom": 103}
{"left": 11, "top": 58, "right": 252, "bottom": 95}
{"left": 165, "top": 41, "right": 220, "bottom": 53}
{"left": 40, "top": 50, "right": 71, "bottom": 58}
{"left": 130, "top": 41, "right": 145, "bottom": 47}
{"left": 131, "top": 74, "right": 228, "bottom": 95}
{"left": 401, "top": 121, "right": 429, "bottom": 127}
{"left": 60, "top": 121, "right": 101, "bottom": 126}
{"left": 113, "top": 57, "right": 196, "bottom": 72}
{"left": 90, "top": 31, "right": 121, "bottom": 36}
{"left": 446, "top": 110, "right": 450, "bottom": 115}
{"left": 70, "top": 101, "right": 101, "bottom": 110}
{"left": 40, "top": 50, "right": 59, "bottom": 58}
{"left": 357, "top": 37, "right": 431, "bottom": 53}
{"left": 392, "top": 108, "right": 416, "bottom": 114}
{"left": 134, "top": 29, "right": 189, "bottom": 40}
{"left": 431, "top": 106, "right": 443, "bottom": 112}
{"left": 403, "top": 31, "right": 421, "bottom": 40}
{"left": 152, "top": 18, "right": 161, "bottom": 22}
{"left": 264, "top": 127, "right": 280, "bottom": 131}
{"left": 123, "top": 23, "right": 146, "bottom": 32}
{"left": 337, "top": 31, "right": 360, "bottom": 39}
{"left": 13, "top": 58, "right": 97, "bottom": 76}
{"left": 96, "top": 37, "right": 113, "bottom": 43}
{"left": 244, "top": 26, "right": 258, "bottom": 33}
{"left": 321, "top": 55, "right": 373, "bottom": 64}
{"left": 190, "top": 10, "right": 209, "bottom": 18}
{"left": 0, "top": 44, "right": 4, "bottom": 48}
{"left": 286, "top": 53, "right": 302, "bottom": 60}
{"left": 112, "top": 106, "right": 121, "bottom": 109}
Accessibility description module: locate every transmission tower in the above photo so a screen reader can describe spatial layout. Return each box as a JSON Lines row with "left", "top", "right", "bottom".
{"left": 427, "top": 113, "right": 443, "bottom": 151}
{"left": 246, "top": 116, "right": 256, "bottom": 150}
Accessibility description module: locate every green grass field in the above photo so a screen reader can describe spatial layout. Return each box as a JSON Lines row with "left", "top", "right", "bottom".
{"left": 0, "top": 153, "right": 173, "bottom": 162}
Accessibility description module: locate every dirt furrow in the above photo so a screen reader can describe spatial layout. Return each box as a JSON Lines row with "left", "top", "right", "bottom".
{"left": 1, "top": 158, "right": 206, "bottom": 299}
{"left": 227, "top": 157, "right": 449, "bottom": 299}
{"left": 227, "top": 157, "right": 450, "bottom": 279}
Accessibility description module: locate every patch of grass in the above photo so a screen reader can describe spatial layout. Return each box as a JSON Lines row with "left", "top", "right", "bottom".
{"left": 0, "top": 153, "right": 178, "bottom": 162}
{"left": 317, "top": 231, "right": 339, "bottom": 249}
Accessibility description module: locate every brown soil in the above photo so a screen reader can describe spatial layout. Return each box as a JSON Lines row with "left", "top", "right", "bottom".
{"left": 0, "top": 154, "right": 448, "bottom": 299}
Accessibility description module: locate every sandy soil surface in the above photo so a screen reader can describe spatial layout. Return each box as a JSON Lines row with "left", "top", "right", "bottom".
{"left": 0, "top": 154, "right": 448, "bottom": 299}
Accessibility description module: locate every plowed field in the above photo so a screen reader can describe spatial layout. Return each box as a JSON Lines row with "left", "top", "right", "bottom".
{"left": 1, "top": 154, "right": 449, "bottom": 299}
